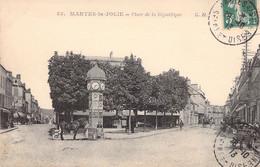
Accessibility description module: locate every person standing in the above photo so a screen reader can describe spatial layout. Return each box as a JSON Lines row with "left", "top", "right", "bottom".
{"left": 97, "top": 121, "right": 103, "bottom": 138}
{"left": 84, "top": 121, "right": 89, "bottom": 138}
{"left": 179, "top": 119, "right": 184, "bottom": 130}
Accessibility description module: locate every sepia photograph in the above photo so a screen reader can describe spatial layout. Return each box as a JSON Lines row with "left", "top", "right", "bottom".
{"left": 0, "top": 0, "right": 260, "bottom": 166}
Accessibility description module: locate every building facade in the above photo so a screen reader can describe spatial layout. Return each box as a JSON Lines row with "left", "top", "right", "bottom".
{"left": 59, "top": 51, "right": 125, "bottom": 67}
{"left": 0, "top": 62, "right": 41, "bottom": 127}
{"left": 180, "top": 81, "right": 209, "bottom": 125}
{"left": 84, "top": 51, "right": 124, "bottom": 66}
{"left": 207, "top": 105, "right": 224, "bottom": 125}
{"left": 12, "top": 74, "right": 27, "bottom": 115}
{"left": 228, "top": 45, "right": 260, "bottom": 124}
{"left": 0, "top": 65, "right": 13, "bottom": 129}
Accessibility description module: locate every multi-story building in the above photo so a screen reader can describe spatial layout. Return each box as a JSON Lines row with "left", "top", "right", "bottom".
{"left": 32, "top": 97, "right": 40, "bottom": 122}
{"left": 0, "top": 64, "right": 13, "bottom": 129}
{"left": 208, "top": 105, "right": 224, "bottom": 125}
{"left": 12, "top": 74, "right": 27, "bottom": 117}
{"left": 84, "top": 51, "right": 124, "bottom": 66}
{"left": 228, "top": 45, "right": 260, "bottom": 123}
{"left": 0, "top": 62, "right": 41, "bottom": 126}
{"left": 180, "top": 81, "right": 209, "bottom": 125}
{"left": 25, "top": 88, "right": 41, "bottom": 123}
{"left": 25, "top": 89, "right": 32, "bottom": 113}
{"left": 58, "top": 51, "right": 124, "bottom": 67}
{"left": 25, "top": 88, "right": 33, "bottom": 121}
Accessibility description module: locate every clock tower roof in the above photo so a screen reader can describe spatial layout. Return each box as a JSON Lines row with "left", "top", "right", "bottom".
{"left": 87, "top": 64, "right": 107, "bottom": 81}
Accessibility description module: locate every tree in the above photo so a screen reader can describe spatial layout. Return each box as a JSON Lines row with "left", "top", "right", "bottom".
{"left": 120, "top": 54, "right": 149, "bottom": 113}
{"left": 119, "top": 54, "right": 149, "bottom": 133}
{"left": 98, "top": 62, "right": 126, "bottom": 114}
{"left": 48, "top": 52, "right": 92, "bottom": 123}
{"left": 157, "top": 69, "right": 190, "bottom": 128}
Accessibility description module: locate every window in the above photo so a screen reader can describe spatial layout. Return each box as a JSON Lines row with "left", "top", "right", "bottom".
{"left": 14, "top": 87, "right": 18, "bottom": 96}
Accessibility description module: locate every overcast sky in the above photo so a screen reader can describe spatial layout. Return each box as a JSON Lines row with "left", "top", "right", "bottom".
{"left": 0, "top": 0, "right": 259, "bottom": 109}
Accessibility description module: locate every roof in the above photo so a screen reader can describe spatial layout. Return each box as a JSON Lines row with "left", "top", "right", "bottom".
{"left": 85, "top": 56, "right": 124, "bottom": 62}
{"left": 73, "top": 110, "right": 180, "bottom": 116}
{"left": 0, "top": 107, "right": 11, "bottom": 114}
{"left": 86, "top": 64, "right": 107, "bottom": 81}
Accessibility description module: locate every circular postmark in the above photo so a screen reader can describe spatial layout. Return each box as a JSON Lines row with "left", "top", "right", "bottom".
{"left": 208, "top": 0, "right": 259, "bottom": 45}
{"left": 214, "top": 122, "right": 260, "bottom": 167}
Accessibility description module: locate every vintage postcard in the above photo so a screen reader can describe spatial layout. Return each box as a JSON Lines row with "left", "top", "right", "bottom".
{"left": 0, "top": 0, "right": 260, "bottom": 167}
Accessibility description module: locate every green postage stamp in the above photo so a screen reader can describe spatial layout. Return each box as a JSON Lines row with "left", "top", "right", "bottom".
{"left": 209, "top": 0, "right": 259, "bottom": 45}
{"left": 223, "top": 0, "right": 258, "bottom": 29}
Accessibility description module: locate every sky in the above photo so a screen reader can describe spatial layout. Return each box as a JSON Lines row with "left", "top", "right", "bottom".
{"left": 0, "top": 0, "right": 259, "bottom": 109}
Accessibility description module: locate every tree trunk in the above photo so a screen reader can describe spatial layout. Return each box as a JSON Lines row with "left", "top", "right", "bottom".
{"left": 143, "top": 110, "right": 146, "bottom": 132}
{"left": 65, "top": 111, "right": 70, "bottom": 123}
{"left": 128, "top": 110, "right": 131, "bottom": 134}
{"left": 56, "top": 111, "right": 59, "bottom": 128}
{"left": 163, "top": 111, "right": 166, "bottom": 128}
{"left": 170, "top": 111, "right": 173, "bottom": 128}
{"left": 155, "top": 109, "right": 158, "bottom": 130}
{"left": 133, "top": 109, "right": 138, "bottom": 127}
{"left": 70, "top": 111, "right": 73, "bottom": 122}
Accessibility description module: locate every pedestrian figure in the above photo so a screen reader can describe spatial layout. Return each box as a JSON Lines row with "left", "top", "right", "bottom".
{"left": 84, "top": 121, "right": 89, "bottom": 138}
{"left": 179, "top": 119, "right": 184, "bottom": 130}
{"left": 97, "top": 121, "right": 103, "bottom": 138}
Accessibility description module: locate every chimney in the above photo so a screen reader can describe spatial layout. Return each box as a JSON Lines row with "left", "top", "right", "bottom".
{"left": 54, "top": 51, "right": 58, "bottom": 56}
{"left": 16, "top": 74, "right": 21, "bottom": 80}
{"left": 110, "top": 51, "right": 113, "bottom": 59}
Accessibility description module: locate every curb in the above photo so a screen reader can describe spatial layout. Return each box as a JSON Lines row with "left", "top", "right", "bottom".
{"left": 0, "top": 127, "right": 18, "bottom": 134}
{"left": 105, "top": 128, "right": 183, "bottom": 140}
{"left": 104, "top": 125, "right": 202, "bottom": 140}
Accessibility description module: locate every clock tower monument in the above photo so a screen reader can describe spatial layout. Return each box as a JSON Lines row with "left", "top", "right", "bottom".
{"left": 86, "top": 63, "right": 106, "bottom": 139}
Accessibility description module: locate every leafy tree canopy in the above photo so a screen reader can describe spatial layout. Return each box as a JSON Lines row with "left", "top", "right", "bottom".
{"left": 48, "top": 52, "right": 92, "bottom": 113}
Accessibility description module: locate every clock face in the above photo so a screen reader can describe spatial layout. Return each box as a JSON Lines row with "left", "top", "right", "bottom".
{"left": 100, "top": 83, "right": 105, "bottom": 90}
{"left": 91, "top": 82, "right": 100, "bottom": 90}
{"left": 87, "top": 83, "right": 91, "bottom": 90}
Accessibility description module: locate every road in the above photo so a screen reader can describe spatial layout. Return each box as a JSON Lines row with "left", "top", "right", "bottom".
{"left": 0, "top": 124, "right": 221, "bottom": 167}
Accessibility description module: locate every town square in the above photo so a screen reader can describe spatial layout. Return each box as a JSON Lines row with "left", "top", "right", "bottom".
{"left": 1, "top": 0, "right": 260, "bottom": 167}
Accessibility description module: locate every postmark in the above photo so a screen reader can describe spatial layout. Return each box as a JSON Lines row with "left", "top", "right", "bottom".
{"left": 208, "top": 0, "right": 259, "bottom": 45}
{"left": 214, "top": 122, "right": 260, "bottom": 167}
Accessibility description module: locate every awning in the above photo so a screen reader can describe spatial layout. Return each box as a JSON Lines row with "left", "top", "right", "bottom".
{"left": 0, "top": 107, "right": 11, "bottom": 114}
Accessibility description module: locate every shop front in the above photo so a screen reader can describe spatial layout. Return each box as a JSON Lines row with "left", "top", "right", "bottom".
{"left": 0, "top": 108, "right": 11, "bottom": 129}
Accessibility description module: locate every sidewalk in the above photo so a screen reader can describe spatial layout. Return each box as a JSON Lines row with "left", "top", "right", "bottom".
{"left": 104, "top": 124, "right": 201, "bottom": 140}
{"left": 0, "top": 126, "right": 18, "bottom": 134}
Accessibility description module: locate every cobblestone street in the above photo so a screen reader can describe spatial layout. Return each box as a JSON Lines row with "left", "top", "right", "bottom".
{"left": 0, "top": 124, "right": 221, "bottom": 167}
